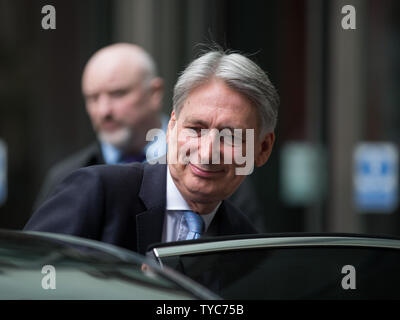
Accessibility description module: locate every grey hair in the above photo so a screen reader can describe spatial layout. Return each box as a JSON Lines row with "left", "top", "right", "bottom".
{"left": 172, "top": 50, "right": 279, "bottom": 136}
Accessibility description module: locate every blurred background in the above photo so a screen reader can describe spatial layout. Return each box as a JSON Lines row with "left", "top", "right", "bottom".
{"left": 1, "top": 0, "right": 400, "bottom": 236}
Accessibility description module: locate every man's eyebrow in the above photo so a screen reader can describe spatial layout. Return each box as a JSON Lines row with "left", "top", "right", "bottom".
{"left": 183, "top": 118, "right": 247, "bottom": 132}
{"left": 183, "top": 118, "right": 208, "bottom": 126}
{"left": 220, "top": 126, "right": 249, "bottom": 133}
{"left": 108, "top": 84, "right": 133, "bottom": 92}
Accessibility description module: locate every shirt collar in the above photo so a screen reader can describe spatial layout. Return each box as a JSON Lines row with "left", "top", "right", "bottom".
{"left": 166, "top": 165, "right": 220, "bottom": 231}
{"left": 100, "top": 142, "right": 121, "bottom": 165}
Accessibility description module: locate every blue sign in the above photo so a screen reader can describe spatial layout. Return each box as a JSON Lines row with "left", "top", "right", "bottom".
{"left": 354, "top": 143, "right": 398, "bottom": 213}
{"left": 0, "top": 139, "right": 6, "bottom": 207}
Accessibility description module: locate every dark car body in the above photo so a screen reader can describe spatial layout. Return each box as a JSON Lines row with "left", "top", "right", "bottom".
{"left": 148, "top": 233, "right": 400, "bottom": 299}
{"left": 0, "top": 229, "right": 219, "bottom": 299}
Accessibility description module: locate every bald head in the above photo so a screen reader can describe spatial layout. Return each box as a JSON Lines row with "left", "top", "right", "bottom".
{"left": 82, "top": 43, "right": 163, "bottom": 152}
{"left": 82, "top": 43, "right": 156, "bottom": 92}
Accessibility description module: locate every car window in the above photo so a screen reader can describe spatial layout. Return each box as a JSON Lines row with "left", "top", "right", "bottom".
{"left": 160, "top": 246, "right": 400, "bottom": 299}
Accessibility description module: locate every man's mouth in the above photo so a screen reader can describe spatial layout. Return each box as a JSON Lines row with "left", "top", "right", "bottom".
{"left": 100, "top": 120, "right": 120, "bottom": 131}
{"left": 189, "top": 163, "right": 225, "bottom": 178}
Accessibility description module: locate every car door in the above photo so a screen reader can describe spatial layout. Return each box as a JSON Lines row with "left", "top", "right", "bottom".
{"left": 148, "top": 233, "right": 400, "bottom": 299}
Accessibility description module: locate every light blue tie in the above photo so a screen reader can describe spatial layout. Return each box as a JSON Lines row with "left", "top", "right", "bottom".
{"left": 184, "top": 211, "right": 204, "bottom": 240}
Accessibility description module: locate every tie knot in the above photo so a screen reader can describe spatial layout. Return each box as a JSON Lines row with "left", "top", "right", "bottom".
{"left": 184, "top": 211, "right": 204, "bottom": 240}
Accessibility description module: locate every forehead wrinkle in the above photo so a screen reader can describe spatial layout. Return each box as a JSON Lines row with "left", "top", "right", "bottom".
{"left": 181, "top": 112, "right": 251, "bottom": 134}
{"left": 178, "top": 79, "right": 260, "bottom": 133}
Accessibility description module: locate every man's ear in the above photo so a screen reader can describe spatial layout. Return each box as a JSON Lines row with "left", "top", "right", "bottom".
{"left": 254, "top": 132, "right": 275, "bottom": 167}
{"left": 166, "top": 110, "right": 177, "bottom": 143}
{"left": 149, "top": 77, "right": 164, "bottom": 111}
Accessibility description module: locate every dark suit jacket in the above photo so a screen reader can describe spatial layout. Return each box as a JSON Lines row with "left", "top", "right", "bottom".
{"left": 34, "top": 142, "right": 104, "bottom": 210}
{"left": 25, "top": 162, "right": 258, "bottom": 255}
{"left": 34, "top": 142, "right": 265, "bottom": 231}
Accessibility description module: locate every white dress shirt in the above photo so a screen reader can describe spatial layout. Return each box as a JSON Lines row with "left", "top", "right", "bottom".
{"left": 162, "top": 166, "right": 221, "bottom": 242}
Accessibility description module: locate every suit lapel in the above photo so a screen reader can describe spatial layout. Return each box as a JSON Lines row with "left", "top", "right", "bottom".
{"left": 86, "top": 142, "right": 105, "bottom": 165}
{"left": 136, "top": 206, "right": 165, "bottom": 255}
{"left": 208, "top": 201, "right": 233, "bottom": 236}
{"left": 136, "top": 163, "right": 167, "bottom": 254}
{"left": 208, "top": 201, "right": 249, "bottom": 236}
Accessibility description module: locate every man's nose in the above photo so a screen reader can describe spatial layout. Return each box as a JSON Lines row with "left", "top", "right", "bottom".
{"left": 199, "top": 130, "right": 221, "bottom": 164}
{"left": 96, "top": 94, "right": 113, "bottom": 117}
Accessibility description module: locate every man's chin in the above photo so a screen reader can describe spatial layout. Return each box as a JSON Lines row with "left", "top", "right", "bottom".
{"left": 98, "top": 128, "right": 132, "bottom": 149}
{"left": 185, "top": 184, "right": 226, "bottom": 203}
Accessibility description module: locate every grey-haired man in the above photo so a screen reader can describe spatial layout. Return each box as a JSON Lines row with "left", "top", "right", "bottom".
{"left": 25, "top": 50, "right": 279, "bottom": 254}
{"left": 34, "top": 43, "right": 264, "bottom": 231}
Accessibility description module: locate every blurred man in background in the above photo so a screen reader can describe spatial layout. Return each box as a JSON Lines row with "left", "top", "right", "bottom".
{"left": 34, "top": 43, "right": 166, "bottom": 208}
{"left": 34, "top": 43, "right": 264, "bottom": 231}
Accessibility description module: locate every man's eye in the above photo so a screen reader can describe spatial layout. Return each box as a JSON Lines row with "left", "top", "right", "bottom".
{"left": 110, "top": 90, "right": 127, "bottom": 97}
{"left": 220, "top": 134, "right": 244, "bottom": 146}
{"left": 189, "top": 127, "right": 202, "bottom": 135}
{"left": 85, "top": 95, "right": 98, "bottom": 104}
{"left": 220, "top": 132, "right": 232, "bottom": 140}
{"left": 234, "top": 134, "right": 245, "bottom": 143}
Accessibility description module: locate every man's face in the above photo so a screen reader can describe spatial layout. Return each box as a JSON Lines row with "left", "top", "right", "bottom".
{"left": 82, "top": 55, "right": 157, "bottom": 150}
{"left": 167, "top": 78, "right": 274, "bottom": 204}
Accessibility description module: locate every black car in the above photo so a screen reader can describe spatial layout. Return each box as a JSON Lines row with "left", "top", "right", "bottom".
{"left": 0, "top": 229, "right": 219, "bottom": 300}
{"left": 148, "top": 233, "right": 400, "bottom": 299}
